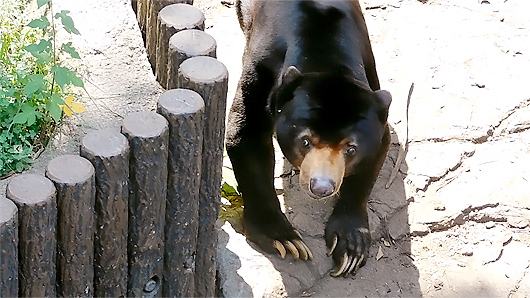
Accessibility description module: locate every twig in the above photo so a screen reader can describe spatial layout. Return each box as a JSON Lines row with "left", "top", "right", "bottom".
{"left": 385, "top": 82, "right": 414, "bottom": 189}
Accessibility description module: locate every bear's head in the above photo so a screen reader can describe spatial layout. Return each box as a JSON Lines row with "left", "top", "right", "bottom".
{"left": 271, "top": 66, "right": 391, "bottom": 199}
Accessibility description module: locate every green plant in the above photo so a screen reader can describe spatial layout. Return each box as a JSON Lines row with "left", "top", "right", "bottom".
{"left": 220, "top": 154, "right": 244, "bottom": 223}
{"left": 0, "top": 0, "right": 85, "bottom": 177}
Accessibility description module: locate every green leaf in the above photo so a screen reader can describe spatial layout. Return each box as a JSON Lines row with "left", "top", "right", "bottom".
{"left": 61, "top": 42, "right": 80, "bottom": 59}
{"left": 27, "top": 16, "right": 50, "bottom": 30}
{"left": 55, "top": 10, "right": 80, "bottom": 35}
{"left": 24, "top": 74, "right": 46, "bottom": 95}
{"left": 37, "top": 0, "right": 51, "bottom": 8}
{"left": 12, "top": 104, "right": 40, "bottom": 126}
{"left": 1, "top": 88, "right": 16, "bottom": 98}
{"left": 25, "top": 39, "right": 52, "bottom": 57}
{"left": 222, "top": 183, "right": 238, "bottom": 197}
{"left": 48, "top": 94, "right": 64, "bottom": 122}
{"left": 52, "top": 65, "right": 84, "bottom": 88}
{"left": 35, "top": 51, "right": 53, "bottom": 64}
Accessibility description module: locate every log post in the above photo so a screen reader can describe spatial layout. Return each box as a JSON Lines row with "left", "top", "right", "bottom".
{"left": 136, "top": 0, "right": 149, "bottom": 39}
{"left": 146, "top": 0, "right": 193, "bottom": 72}
{"left": 132, "top": 0, "right": 138, "bottom": 15}
{"left": 46, "top": 155, "right": 96, "bottom": 298}
{"left": 155, "top": 3, "right": 205, "bottom": 88}
{"left": 157, "top": 89, "right": 205, "bottom": 297}
{"left": 122, "top": 111, "right": 169, "bottom": 298}
{"left": 166, "top": 29, "right": 216, "bottom": 89}
{"left": 177, "top": 56, "right": 228, "bottom": 297}
{"left": 0, "top": 196, "right": 18, "bottom": 298}
{"left": 80, "top": 128, "right": 130, "bottom": 298}
{"left": 6, "top": 174, "right": 57, "bottom": 297}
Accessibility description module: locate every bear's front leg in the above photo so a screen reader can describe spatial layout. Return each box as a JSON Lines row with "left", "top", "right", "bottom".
{"left": 324, "top": 126, "right": 390, "bottom": 276}
{"left": 324, "top": 177, "right": 372, "bottom": 277}
{"left": 226, "top": 107, "right": 313, "bottom": 261}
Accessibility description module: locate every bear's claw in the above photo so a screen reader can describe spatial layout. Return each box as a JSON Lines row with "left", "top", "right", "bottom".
{"left": 330, "top": 252, "right": 365, "bottom": 277}
{"left": 327, "top": 235, "right": 338, "bottom": 256}
{"left": 273, "top": 240, "right": 287, "bottom": 259}
{"left": 273, "top": 238, "right": 313, "bottom": 261}
{"left": 325, "top": 215, "right": 370, "bottom": 277}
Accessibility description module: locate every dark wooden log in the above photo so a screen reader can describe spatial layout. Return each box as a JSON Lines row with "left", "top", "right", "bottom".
{"left": 80, "top": 128, "right": 130, "bottom": 298}
{"left": 6, "top": 174, "right": 57, "bottom": 297}
{"left": 166, "top": 29, "right": 216, "bottom": 89}
{"left": 132, "top": 0, "right": 138, "bottom": 15}
{"left": 157, "top": 89, "right": 205, "bottom": 297}
{"left": 146, "top": 0, "right": 192, "bottom": 72}
{"left": 177, "top": 56, "right": 228, "bottom": 297}
{"left": 155, "top": 3, "right": 205, "bottom": 88}
{"left": 122, "top": 111, "right": 169, "bottom": 298}
{"left": 45, "top": 155, "right": 96, "bottom": 298}
{"left": 0, "top": 196, "right": 18, "bottom": 297}
{"left": 136, "top": 0, "right": 148, "bottom": 37}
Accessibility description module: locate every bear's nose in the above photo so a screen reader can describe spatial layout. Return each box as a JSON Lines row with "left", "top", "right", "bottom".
{"left": 309, "top": 177, "right": 335, "bottom": 198}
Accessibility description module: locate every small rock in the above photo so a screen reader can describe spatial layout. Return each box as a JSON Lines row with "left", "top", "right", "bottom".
{"left": 461, "top": 245, "right": 474, "bottom": 256}
{"left": 376, "top": 246, "right": 384, "bottom": 260}
{"left": 479, "top": 244, "right": 503, "bottom": 265}
{"left": 410, "top": 223, "right": 430, "bottom": 236}
{"left": 457, "top": 260, "right": 468, "bottom": 267}
{"left": 434, "top": 205, "right": 446, "bottom": 211}
{"left": 485, "top": 221, "right": 495, "bottom": 229}
{"left": 508, "top": 217, "right": 529, "bottom": 229}
{"left": 500, "top": 230, "right": 513, "bottom": 246}
{"left": 433, "top": 280, "right": 444, "bottom": 290}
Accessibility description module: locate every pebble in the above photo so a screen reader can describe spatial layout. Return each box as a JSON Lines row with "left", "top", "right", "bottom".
{"left": 457, "top": 260, "right": 468, "bottom": 267}
{"left": 434, "top": 204, "right": 446, "bottom": 211}
{"left": 410, "top": 223, "right": 430, "bottom": 236}
{"left": 485, "top": 221, "right": 495, "bottom": 229}
{"left": 461, "top": 245, "right": 474, "bottom": 256}
{"left": 508, "top": 217, "right": 529, "bottom": 229}
{"left": 480, "top": 244, "right": 503, "bottom": 265}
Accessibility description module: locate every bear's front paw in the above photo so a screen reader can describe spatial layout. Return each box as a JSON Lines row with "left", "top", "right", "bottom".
{"left": 325, "top": 214, "right": 371, "bottom": 277}
{"left": 243, "top": 210, "right": 313, "bottom": 261}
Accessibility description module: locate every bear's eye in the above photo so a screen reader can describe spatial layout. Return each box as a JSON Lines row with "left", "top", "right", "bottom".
{"left": 301, "top": 137, "right": 311, "bottom": 148}
{"left": 346, "top": 144, "right": 356, "bottom": 156}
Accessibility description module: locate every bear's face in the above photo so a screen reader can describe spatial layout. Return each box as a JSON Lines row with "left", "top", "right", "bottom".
{"left": 272, "top": 67, "right": 391, "bottom": 199}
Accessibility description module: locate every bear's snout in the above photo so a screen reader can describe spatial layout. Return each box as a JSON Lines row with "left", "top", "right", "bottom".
{"left": 310, "top": 177, "right": 335, "bottom": 198}
{"left": 299, "top": 146, "right": 345, "bottom": 199}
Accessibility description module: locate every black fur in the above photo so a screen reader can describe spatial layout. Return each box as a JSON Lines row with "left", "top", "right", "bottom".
{"left": 226, "top": 0, "right": 391, "bottom": 275}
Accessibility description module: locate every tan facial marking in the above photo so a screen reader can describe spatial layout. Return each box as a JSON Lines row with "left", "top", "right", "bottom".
{"left": 299, "top": 147, "right": 345, "bottom": 199}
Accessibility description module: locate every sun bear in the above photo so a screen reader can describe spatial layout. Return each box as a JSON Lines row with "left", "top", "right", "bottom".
{"left": 225, "top": 0, "right": 391, "bottom": 276}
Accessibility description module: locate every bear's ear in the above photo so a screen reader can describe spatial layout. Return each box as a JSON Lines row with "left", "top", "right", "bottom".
{"left": 374, "top": 89, "right": 392, "bottom": 122}
{"left": 280, "top": 66, "right": 302, "bottom": 86}
{"left": 269, "top": 66, "right": 302, "bottom": 116}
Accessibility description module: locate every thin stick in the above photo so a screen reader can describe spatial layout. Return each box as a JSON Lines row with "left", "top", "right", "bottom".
{"left": 385, "top": 82, "right": 414, "bottom": 189}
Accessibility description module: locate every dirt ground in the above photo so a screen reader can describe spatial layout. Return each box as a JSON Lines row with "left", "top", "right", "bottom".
{"left": 1, "top": 0, "right": 528, "bottom": 297}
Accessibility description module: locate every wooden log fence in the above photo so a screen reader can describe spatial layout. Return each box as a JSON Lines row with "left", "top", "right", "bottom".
{"left": 167, "top": 29, "right": 217, "bottom": 89}
{"left": 156, "top": 4, "right": 205, "bottom": 88}
{"left": 80, "top": 129, "right": 130, "bottom": 297}
{"left": 46, "top": 155, "right": 96, "bottom": 297}
{"left": 6, "top": 174, "right": 57, "bottom": 297}
{"left": 0, "top": 1, "right": 227, "bottom": 297}
{"left": 0, "top": 196, "right": 18, "bottom": 297}
{"left": 157, "top": 89, "right": 204, "bottom": 297}
{"left": 177, "top": 56, "right": 228, "bottom": 298}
